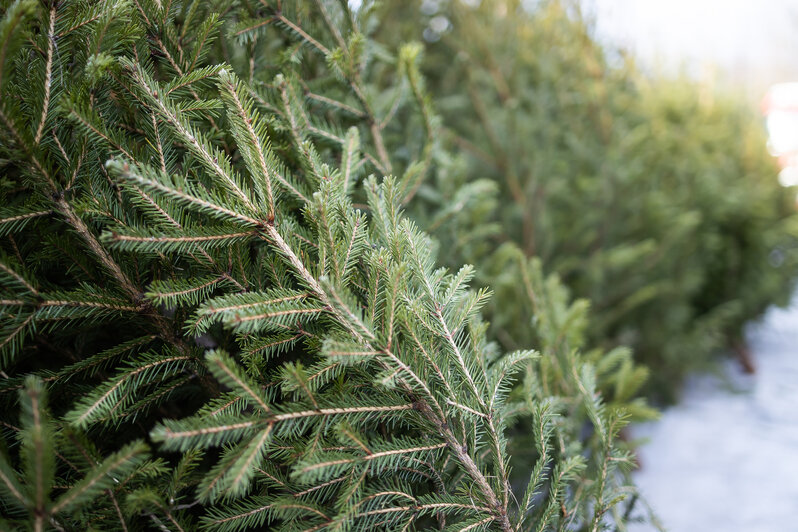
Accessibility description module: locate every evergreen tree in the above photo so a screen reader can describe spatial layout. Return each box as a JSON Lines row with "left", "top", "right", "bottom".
{"left": 378, "top": 0, "right": 798, "bottom": 399}
{"left": 0, "top": 1, "right": 650, "bottom": 529}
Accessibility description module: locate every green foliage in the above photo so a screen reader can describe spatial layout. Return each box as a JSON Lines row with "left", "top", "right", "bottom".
{"left": 0, "top": 376, "right": 152, "bottom": 530}
{"left": 0, "top": 0, "right": 650, "bottom": 530}
{"left": 382, "top": 0, "right": 798, "bottom": 399}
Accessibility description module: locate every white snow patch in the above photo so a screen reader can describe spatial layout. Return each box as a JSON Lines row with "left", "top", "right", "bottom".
{"left": 629, "top": 296, "right": 798, "bottom": 531}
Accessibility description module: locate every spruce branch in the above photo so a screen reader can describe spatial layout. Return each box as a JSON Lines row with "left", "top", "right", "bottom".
{"left": 49, "top": 440, "right": 148, "bottom": 514}
{"left": 219, "top": 69, "right": 277, "bottom": 217}
{"left": 0, "top": 0, "right": 36, "bottom": 90}
{"left": 0, "top": 3, "right": 655, "bottom": 529}
{"left": 125, "top": 60, "right": 258, "bottom": 214}
{"left": 259, "top": 205, "right": 514, "bottom": 530}
{"left": 109, "top": 160, "right": 261, "bottom": 227}
{"left": 0, "top": 209, "right": 52, "bottom": 236}
{"left": 0, "top": 97, "right": 194, "bottom": 362}
{"left": 32, "top": 5, "right": 55, "bottom": 144}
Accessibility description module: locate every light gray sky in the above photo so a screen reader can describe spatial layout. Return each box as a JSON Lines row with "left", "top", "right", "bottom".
{"left": 586, "top": 0, "right": 798, "bottom": 95}
{"left": 349, "top": 0, "right": 798, "bottom": 95}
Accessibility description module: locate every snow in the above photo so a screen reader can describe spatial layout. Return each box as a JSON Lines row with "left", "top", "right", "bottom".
{"left": 629, "top": 296, "right": 798, "bottom": 531}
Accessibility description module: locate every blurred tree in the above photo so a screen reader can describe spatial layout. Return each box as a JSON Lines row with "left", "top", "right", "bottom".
{"left": 379, "top": 0, "right": 798, "bottom": 400}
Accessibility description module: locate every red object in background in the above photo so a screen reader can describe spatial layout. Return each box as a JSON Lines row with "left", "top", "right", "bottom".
{"left": 763, "top": 83, "right": 798, "bottom": 189}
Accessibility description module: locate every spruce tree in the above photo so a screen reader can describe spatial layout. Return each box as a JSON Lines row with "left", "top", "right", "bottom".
{"left": 378, "top": 0, "right": 798, "bottom": 398}
{"left": 0, "top": 1, "right": 652, "bottom": 529}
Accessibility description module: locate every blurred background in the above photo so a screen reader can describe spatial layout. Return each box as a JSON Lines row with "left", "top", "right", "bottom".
{"left": 363, "top": 0, "right": 798, "bottom": 530}
{"left": 588, "top": 2, "right": 798, "bottom": 530}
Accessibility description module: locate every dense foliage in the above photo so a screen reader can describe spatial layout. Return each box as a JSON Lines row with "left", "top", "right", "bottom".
{"left": 382, "top": 0, "right": 798, "bottom": 399}
{"left": 0, "top": 1, "right": 652, "bottom": 529}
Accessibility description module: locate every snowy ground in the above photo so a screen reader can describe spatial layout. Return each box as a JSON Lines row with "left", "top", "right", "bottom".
{"left": 629, "top": 297, "right": 798, "bottom": 531}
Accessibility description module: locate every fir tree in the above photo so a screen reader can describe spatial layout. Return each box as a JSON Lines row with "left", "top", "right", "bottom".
{"left": 0, "top": 1, "right": 651, "bottom": 529}
{"left": 379, "top": 0, "right": 798, "bottom": 398}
